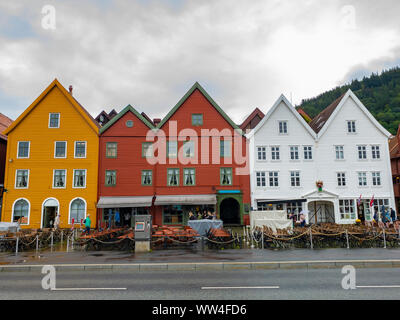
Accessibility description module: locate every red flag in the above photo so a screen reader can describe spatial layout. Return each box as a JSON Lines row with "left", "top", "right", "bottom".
{"left": 370, "top": 195, "right": 375, "bottom": 208}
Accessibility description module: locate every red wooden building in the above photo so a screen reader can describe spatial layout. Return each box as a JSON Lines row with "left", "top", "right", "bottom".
{"left": 0, "top": 113, "right": 13, "bottom": 219}
{"left": 390, "top": 125, "right": 400, "bottom": 212}
{"left": 97, "top": 83, "right": 251, "bottom": 227}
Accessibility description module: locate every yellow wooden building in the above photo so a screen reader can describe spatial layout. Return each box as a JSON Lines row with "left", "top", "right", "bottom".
{"left": 1, "top": 79, "right": 99, "bottom": 229}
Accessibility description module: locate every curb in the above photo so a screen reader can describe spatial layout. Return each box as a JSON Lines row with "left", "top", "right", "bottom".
{"left": 0, "top": 259, "right": 400, "bottom": 272}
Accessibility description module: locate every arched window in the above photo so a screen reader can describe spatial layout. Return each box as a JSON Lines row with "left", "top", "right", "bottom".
{"left": 13, "top": 199, "right": 29, "bottom": 225}
{"left": 70, "top": 198, "right": 86, "bottom": 224}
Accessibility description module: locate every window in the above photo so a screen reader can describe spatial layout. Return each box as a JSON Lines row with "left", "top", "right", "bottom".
{"left": 192, "top": 114, "right": 203, "bottom": 126}
{"left": 142, "top": 142, "right": 153, "bottom": 158}
{"left": 17, "top": 142, "right": 30, "bottom": 158}
{"left": 271, "top": 146, "right": 280, "bottom": 161}
{"left": 290, "top": 171, "right": 300, "bottom": 187}
{"left": 257, "top": 147, "right": 266, "bottom": 161}
{"left": 49, "top": 113, "right": 60, "bottom": 128}
{"left": 106, "top": 142, "right": 117, "bottom": 158}
{"left": 358, "top": 145, "right": 367, "bottom": 160}
{"left": 220, "top": 140, "right": 232, "bottom": 158}
{"left": 304, "top": 146, "right": 313, "bottom": 160}
{"left": 269, "top": 171, "right": 279, "bottom": 187}
{"left": 167, "top": 141, "right": 178, "bottom": 158}
{"left": 105, "top": 170, "right": 116, "bottom": 186}
{"left": 337, "top": 172, "right": 346, "bottom": 187}
{"left": 373, "top": 199, "right": 389, "bottom": 217}
{"left": 183, "top": 141, "right": 195, "bottom": 158}
{"left": 347, "top": 121, "right": 356, "bottom": 133}
{"left": 12, "top": 199, "right": 29, "bottom": 224}
{"left": 220, "top": 168, "right": 233, "bottom": 185}
{"left": 339, "top": 199, "right": 356, "bottom": 220}
{"left": 141, "top": 170, "right": 152, "bottom": 186}
{"left": 163, "top": 206, "right": 184, "bottom": 224}
{"left": 290, "top": 146, "right": 299, "bottom": 160}
{"left": 335, "top": 146, "right": 344, "bottom": 160}
{"left": 372, "top": 172, "right": 381, "bottom": 186}
{"left": 75, "top": 141, "right": 86, "bottom": 158}
{"left": 126, "top": 120, "right": 134, "bottom": 128}
{"left": 73, "top": 169, "right": 86, "bottom": 188}
{"left": 256, "top": 172, "right": 266, "bottom": 187}
{"left": 15, "top": 170, "right": 29, "bottom": 188}
{"left": 183, "top": 168, "right": 195, "bottom": 186}
{"left": 54, "top": 141, "right": 67, "bottom": 158}
{"left": 279, "top": 121, "right": 288, "bottom": 134}
{"left": 53, "top": 169, "right": 66, "bottom": 188}
{"left": 358, "top": 172, "right": 367, "bottom": 186}
{"left": 167, "top": 168, "right": 180, "bottom": 186}
{"left": 371, "top": 145, "right": 380, "bottom": 159}
{"left": 287, "top": 202, "right": 303, "bottom": 221}
{"left": 70, "top": 198, "right": 86, "bottom": 224}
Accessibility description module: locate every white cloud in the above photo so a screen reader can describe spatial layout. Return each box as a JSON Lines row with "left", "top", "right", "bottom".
{"left": 0, "top": 0, "right": 399, "bottom": 123}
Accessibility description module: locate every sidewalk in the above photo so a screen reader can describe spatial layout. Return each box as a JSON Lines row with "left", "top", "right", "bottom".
{"left": 1, "top": 247, "right": 400, "bottom": 271}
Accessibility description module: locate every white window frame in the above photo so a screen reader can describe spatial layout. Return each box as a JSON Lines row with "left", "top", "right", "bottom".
{"left": 256, "top": 146, "right": 267, "bottom": 161}
{"left": 73, "top": 169, "right": 87, "bottom": 189}
{"left": 268, "top": 171, "right": 279, "bottom": 187}
{"left": 53, "top": 169, "right": 67, "bottom": 189}
{"left": 11, "top": 198, "right": 31, "bottom": 225}
{"left": 358, "top": 172, "right": 367, "bottom": 187}
{"left": 357, "top": 145, "right": 367, "bottom": 160}
{"left": 256, "top": 171, "right": 266, "bottom": 187}
{"left": 372, "top": 171, "right": 381, "bottom": 186}
{"left": 271, "top": 146, "right": 280, "bottom": 161}
{"left": 337, "top": 172, "right": 346, "bottom": 187}
{"left": 335, "top": 145, "right": 344, "bottom": 160}
{"left": 48, "top": 113, "right": 60, "bottom": 128}
{"left": 371, "top": 145, "right": 381, "bottom": 160}
{"left": 68, "top": 197, "right": 87, "bottom": 225}
{"left": 290, "top": 171, "right": 301, "bottom": 187}
{"left": 54, "top": 141, "right": 67, "bottom": 159}
{"left": 339, "top": 199, "right": 356, "bottom": 220}
{"left": 74, "top": 141, "right": 87, "bottom": 159}
{"left": 347, "top": 120, "right": 356, "bottom": 134}
{"left": 14, "top": 169, "right": 30, "bottom": 189}
{"left": 278, "top": 121, "right": 288, "bottom": 134}
{"left": 303, "top": 146, "right": 313, "bottom": 160}
{"left": 17, "top": 141, "right": 30, "bottom": 159}
{"left": 290, "top": 146, "right": 299, "bottom": 161}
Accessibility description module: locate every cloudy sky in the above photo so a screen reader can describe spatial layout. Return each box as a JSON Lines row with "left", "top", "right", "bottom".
{"left": 0, "top": 0, "right": 399, "bottom": 124}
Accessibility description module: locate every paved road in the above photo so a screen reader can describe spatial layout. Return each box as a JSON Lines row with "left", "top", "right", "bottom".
{"left": 1, "top": 267, "right": 400, "bottom": 300}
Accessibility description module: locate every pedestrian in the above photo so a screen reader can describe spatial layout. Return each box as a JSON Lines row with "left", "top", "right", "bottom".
{"left": 197, "top": 211, "right": 202, "bottom": 220}
{"left": 108, "top": 209, "right": 113, "bottom": 229}
{"left": 391, "top": 208, "right": 397, "bottom": 223}
{"left": 115, "top": 209, "right": 120, "bottom": 227}
{"left": 299, "top": 213, "right": 306, "bottom": 227}
{"left": 54, "top": 214, "right": 60, "bottom": 230}
{"left": 202, "top": 209, "right": 208, "bottom": 219}
{"left": 85, "top": 214, "right": 91, "bottom": 234}
{"left": 124, "top": 212, "right": 131, "bottom": 227}
{"left": 189, "top": 211, "right": 196, "bottom": 220}
{"left": 288, "top": 212, "right": 295, "bottom": 228}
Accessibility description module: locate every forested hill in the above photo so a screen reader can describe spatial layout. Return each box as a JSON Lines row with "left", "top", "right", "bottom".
{"left": 297, "top": 67, "right": 400, "bottom": 135}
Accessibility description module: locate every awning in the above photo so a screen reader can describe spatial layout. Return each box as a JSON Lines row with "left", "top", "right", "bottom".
{"left": 154, "top": 194, "right": 217, "bottom": 206}
{"left": 97, "top": 196, "right": 153, "bottom": 208}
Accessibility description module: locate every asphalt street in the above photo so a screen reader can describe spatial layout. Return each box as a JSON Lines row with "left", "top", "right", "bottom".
{"left": 1, "top": 267, "right": 400, "bottom": 300}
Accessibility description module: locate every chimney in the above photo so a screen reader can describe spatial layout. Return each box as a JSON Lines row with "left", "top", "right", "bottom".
{"left": 69, "top": 85, "right": 73, "bottom": 95}
{"left": 153, "top": 118, "right": 161, "bottom": 126}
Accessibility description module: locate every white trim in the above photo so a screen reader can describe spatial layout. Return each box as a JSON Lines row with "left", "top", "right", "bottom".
{"left": 68, "top": 197, "right": 87, "bottom": 225}
{"left": 54, "top": 141, "right": 67, "bottom": 159}
{"left": 48, "top": 112, "right": 60, "bottom": 129}
{"left": 246, "top": 94, "right": 317, "bottom": 140}
{"left": 41, "top": 197, "right": 60, "bottom": 229}
{"left": 317, "top": 90, "right": 392, "bottom": 139}
{"left": 72, "top": 169, "right": 87, "bottom": 189}
{"left": 74, "top": 141, "right": 87, "bottom": 159}
{"left": 17, "top": 141, "right": 30, "bottom": 159}
{"left": 14, "top": 169, "right": 30, "bottom": 189}
{"left": 52, "top": 169, "right": 67, "bottom": 189}
{"left": 11, "top": 198, "right": 31, "bottom": 226}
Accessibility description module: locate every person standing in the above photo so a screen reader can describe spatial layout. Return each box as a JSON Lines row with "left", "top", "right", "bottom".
{"left": 85, "top": 214, "right": 91, "bottom": 234}
{"left": 54, "top": 214, "right": 60, "bottom": 230}
{"left": 115, "top": 210, "right": 120, "bottom": 227}
{"left": 391, "top": 208, "right": 397, "bottom": 223}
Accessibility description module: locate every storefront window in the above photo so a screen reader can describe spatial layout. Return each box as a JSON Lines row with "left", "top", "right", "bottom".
{"left": 339, "top": 199, "right": 356, "bottom": 220}
{"left": 163, "top": 205, "right": 184, "bottom": 224}
{"left": 287, "top": 202, "right": 303, "bottom": 220}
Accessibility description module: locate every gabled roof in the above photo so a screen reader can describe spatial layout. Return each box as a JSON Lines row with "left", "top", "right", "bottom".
{"left": 246, "top": 94, "right": 317, "bottom": 139}
{"left": 310, "top": 89, "right": 392, "bottom": 138}
{"left": 99, "top": 105, "right": 155, "bottom": 134}
{"left": 308, "top": 93, "right": 345, "bottom": 133}
{"left": 297, "top": 108, "right": 312, "bottom": 123}
{"left": 389, "top": 124, "right": 400, "bottom": 158}
{"left": 3, "top": 79, "right": 100, "bottom": 135}
{"left": 240, "top": 108, "right": 264, "bottom": 130}
{"left": 156, "top": 82, "right": 241, "bottom": 132}
{"left": 0, "top": 113, "right": 13, "bottom": 141}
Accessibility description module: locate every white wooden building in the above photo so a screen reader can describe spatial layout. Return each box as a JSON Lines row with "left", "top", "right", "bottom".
{"left": 247, "top": 89, "right": 395, "bottom": 224}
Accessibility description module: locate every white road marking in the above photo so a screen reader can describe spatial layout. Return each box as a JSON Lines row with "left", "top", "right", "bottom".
{"left": 201, "top": 286, "right": 279, "bottom": 290}
{"left": 357, "top": 285, "right": 400, "bottom": 289}
{"left": 51, "top": 288, "right": 127, "bottom": 291}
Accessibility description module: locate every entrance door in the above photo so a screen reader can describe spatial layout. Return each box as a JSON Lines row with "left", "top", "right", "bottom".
{"left": 308, "top": 201, "right": 335, "bottom": 224}
{"left": 219, "top": 198, "right": 240, "bottom": 225}
{"left": 42, "top": 198, "right": 59, "bottom": 228}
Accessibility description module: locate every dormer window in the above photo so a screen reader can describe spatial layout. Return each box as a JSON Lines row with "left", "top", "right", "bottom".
{"left": 347, "top": 121, "right": 356, "bottom": 133}
{"left": 279, "top": 121, "right": 287, "bottom": 134}
{"left": 49, "top": 113, "right": 60, "bottom": 128}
